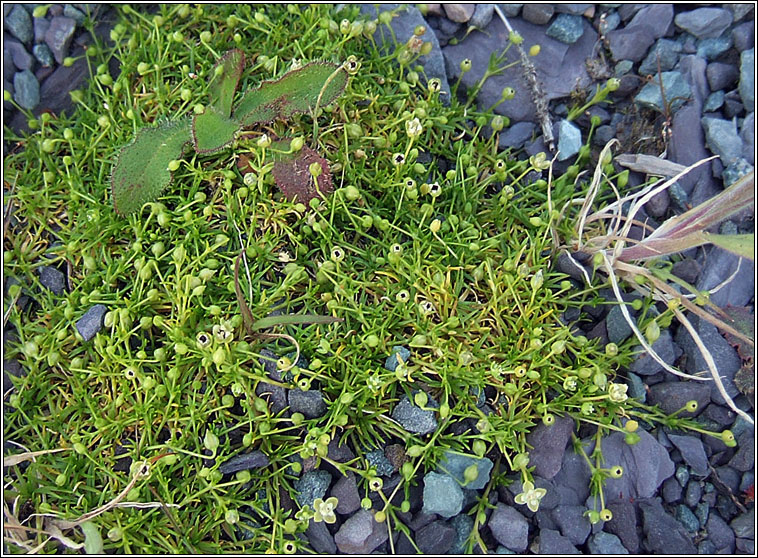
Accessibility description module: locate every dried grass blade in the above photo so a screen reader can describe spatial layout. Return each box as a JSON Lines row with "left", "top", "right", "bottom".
{"left": 4, "top": 448, "right": 68, "bottom": 467}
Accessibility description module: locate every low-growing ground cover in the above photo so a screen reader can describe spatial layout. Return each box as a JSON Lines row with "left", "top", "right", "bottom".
{"left": 2, "top": 4, "right": 743, "bottom": 554}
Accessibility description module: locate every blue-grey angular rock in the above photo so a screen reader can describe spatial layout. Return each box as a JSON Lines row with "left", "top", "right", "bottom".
{"left": 521, "top": 4, "right": 554, "bottom": 25}
{"left": 63, "top": 4, "right": 86, "bottom": 23}
{"left": 500, "top": 4, "right": 523, "bottom": 17}
{"left": 685, "top": 480, "right": 702, "bottom": 507}
{"left": 722, "top": 157, "right": 753, "bottom": 186}
{"left": 674, "top": 314, "right": 742, "bottom": 405}
{"left": 6, "top": 5, "right": 33, "bottom": 44}
{"left": 635, "top": 71, "right": 691, "bottom": 112}
{"left": 668, "top": 434, "right": 709, "bottom": 476}
{"left": 34, "top": 16, "right": 50, "bottom": 44}
{"left": 32, "top": 43, "right": 54, "bottom": 67}
{"left": 552, "top": 505, "right": 591, "bottom": 545}
{"left": 287, "top": 389, "right": 327, "bottom": 419}
{"left": 416, "top": 520, "right": 456, "bottom": 554}
{"left": 539, "top": 528, "right": 581, "bottom": 554}
{"left": 605, "top": 304, "right": 633, "bottom": 344}
{"left": 674, "top": 504, "right": 700, "bottom": 532}
{"left": 704, "top": 91, "right": 725, "bottom": 113}
{"left": 391, "top": 394, "right": 438, "bottom": 435}
{"left": 598, "top": 10, "right": 620, "bottom": 34}
{"left": 76, "top": 303, "right": 107, "bottom": 341}
{"left": 334, "top": 509, "right": 388, "bottom": 554}
{"left": 696, "top": 246, "right": 754, "bottom": 308}
{"left": 608, "top": 26, "right": 655, "bottom": 62}
{"left": 588, "top": 531, "right": 628, "bottom": 554}
{"left": 421, "top": 471, "right": 463, "bottom": 517}
{"left": 625, "top": 372, "right": 646, "bottom": 403}
{"left": 359, "top": 4, "right": 450, "bottom": 103}
{"left": 628, "top": 4, "right": 673, "bottom": 39}
{"left": 638, "top": 498, "right": 697, "bottom": 554}
{"left": 697, "top": 35, "right": 733, "bottom": 61}
{"left": 436, "top": 450, "right": 493, "bottom": 490}
{"left": 218, "top": 450, "right": 269, "bottom": 474}
{"left": 732, "top": 21, "right": 754, "bottom": 52}
{"left": 605, "top": 499, "right": 639, "bottom": 553}
{"left": 384, "top": 345, "right": 410, "bottom": 371}
{"left": 443, "top": 3, "right": 475, "bottom": 23}
{"left": 5, "top": 39, "right": 33, "bottom": 71}
{"left": 526, "top": 414, "right": 574, "bottom": 479}
{"left": 730, "top": 508, "right": 754, "bottom": 539}
{"left": 331, "top": 472, "right": 361, "bottom": 514}
{"left": 702, "top": 117, "right": 743, "bottom": 164}
{"left": 554, "top": 4, "right": 592, "bottom": 16}
{"left": 293, "top": 470, "right": 332, "bottom": 507}
{"left": 365, "top": 448, "right": 394, "bottom": 477}
{"left": 546, "top": 13, "right": 584, "bottom": 44}
{"left": 556, "top": 119, "right": 581, "bottom": 161}
{"left": 12, "top": 70, "right": 39, "bottom": 110}
{"left": 305, "top": 518, "right": 336, "bottom": 554}
{"left": 499, "top": 121, "right": 535, "bottom": 149}
{"left": 675, "top": 8, "right": 733, "bottom": 39}
{"left": 648, "top": 381, "right": 710, "bottom": 417}
{"left": 706, "top": 62, "right": 739, "bottom": 92}
{"left": 739, "top": 48, "right": 754, "bottom": 108}
{"left": 639, "top": 39, "right": 681, "bottom": 76}
{"left": 729, "top": 431, "right": 755, "bottom": 472}
{"left": 675, "top": 465, "right": 690, "bottom": 487}
{"left": 741, "top": 112, "right": 754, "bottom": 165}
{"left": 488, "top": 503, "right": 528, "bottom": 552}
{"left": 629, "top": 329, "right": 676, "bottom": 376}
{"left": 449, "top": 513, "right": 474, "bottom": 553}
{"left": 36, "top": 265, "right": 65, "bottom": 295}
{"left": 695, "top": 500, "right": 710, "bottom": 528}
{"left": 662, "top": 476, "right": 683, "bottom": 503}
{"left": 706, "top": 513, "right": 736, "bottom": 551}
{"left": 44, "top": 16, "right": 76, "bottom": 64}
{"left": 255, "top": 349, "right": 288, "bottom": 414}
{"left": 469, "top": 3, "right": 495, "bottom": 28}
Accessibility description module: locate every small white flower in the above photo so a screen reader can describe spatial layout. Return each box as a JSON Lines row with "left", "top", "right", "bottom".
{"left": 405, "top": 117, "right": 422, "bottom": 138}
{"left": 278, "top": 251, "right": 293, "bottom": 263}
{"left": 514, "top": 480, "right": 547, "bottom": 512}
{"left": 608, "top": 383, "right": 629, "bottom": 403}
{"left": 213, "top": 321, "right": 233, "bottom": 343}
{"left": 563, "top": 376, "right": 578, "bottom": 391}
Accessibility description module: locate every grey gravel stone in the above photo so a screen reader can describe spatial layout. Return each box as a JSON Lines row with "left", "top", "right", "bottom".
{"left": 293, "top": 470, "right": 332, "bottom": 507}
{"left": 685, "top": 480, "right": 702, "bottom": 507}
{"left": 45, "top": 16, "right": 76, "bottom": 64}
{"left": 696, "top": 246, "right": 755, "bottom": 308}
{"left": 556, "top": 119, "right": 581, "bottom": 161}
{"left": 706, "top": 513, "right": 736, "bottom": 552}
{"left": 605, "top": 304, "right": 633, "bottom": 344}
{"left": 384, "top": 345, "right": 410, "bottom": 371}
{"left": 365, "top": 448, "right": 394, "bottom": 477}
{"left": 729, "top": 431, "right": 754, "bottom": 472}
{"left": 697, "top": 35, "right": 733, "bottom": 61}
{"left": 588, "top": 531, "right": 628, "bottom": 554}
{"left": 334, "top": 509, "right": 388, "bottom": 554}
{"left": 629, "top": 329, "right": 677, "bottom": 376}
{"left": 722, "top": 157, "right": 753, "bottom": 185}
{"left": 5, "top": 38, "right": 33, "bottom": 71}
{"left": 305, "top": 519, "right": 336, "bottom": 554}
{"left": 469, "top": 3, "right": 495, "bottom": 29}
{"left": 552, "top": 505, "right": 591, "bottom": 545}
{"left": 607, "top": 26, "right": 655, "bottom": 62}
{"left": 730, "top": 508, "right": 754, "bottom": 539}
{"left": 422, "top": 471, "right": 463, "bottom": 518}
{"left": 674, "top": 8, "right": 733, "bottom": 39}
{"left": 554, "top": 4, "right": 592, "bottom": 16}
{"left": 539, "top": 528, "right": 581, "bottom": 554}
{"left": 702, "top": 117, "right": 744, "bottom": 165}
{"left": 526, "top": 414, "right": 574, "bottom": 480}
{"left": 639, "top": 498, "right": 697, "bottom": 554}
{"left": 707, "top": 62, "right": 739, "bottom": 92}
{"left": 521, "top": 4, "right": 554, "bottom": 25}
{"left": 732, "top": 21, "right": 754, "bottom": 52}
{"left": 546, "top": 13, "right": 585, "bottom": 44}
{"left": 33, "top": 16, "right": 50, "bottom": 43}
{"left": 662, "top": 476, "right": 683, "bottom": 503}
{"left": 288, "top": 389, "right": 327, "bottom": 419}
{"left": 675, "top": 465, "right": 690, "bottom": 487}
{"left": 628, "top": 4, "right": 673, "bottom": 39}
{"left": 488, "top": 504, "right": 528, "bottom": 552}
{"left": 63, "top": 4, "right": 86, "bottom": 24}
{"left": 416, "top": 520, "right": 456, "bottom": 554}
{"left": 625, "top": 372, "right": 646, "bottom": 402}
{"left": 499, "top": 121, "right": 535, "bottom": 149}
{"left": 391, "top": 394, "right": 438, "bottom": 435}
{"left": 635, "top": 71, "right": 691, "bottom": 113}
{"left": 255, "top": 349, "right": 288, "bottom": 414}
{"left": 648, "top": 381, "right": 711, "bottom": 417}
{"left": 12, "top": 69, "right": 39, "bottom": 110}
{"left": 32, "top": 43, "right": 54, "bottom": 67}
{"left": 704, "top": 91, "right": 725, "bottom": 113}
{"left": 443, "top": 3, "right": 475, "bottom": 23}
{"left": 739, "top": 48, "right": 754, "bottom": 108}
{"left": 668, "top": 434, "right": 709, "bottom": 476}
{"left": 76, "top": 303, "right": 107, "bottom": 341}
{"left": 598, "top": 10, "right": 620, "bottom": 34}
{"left": 741, "top": 112, "right": 754, "bottom": 164}
{"left": 436, "top": 450, "right": 493, "bottom": 490}
{"left": 675, "top": 504, "right": 700, "bottom": 532}
{"left": 639, "top": 38, "right": 681, "bottom": 75}
{"left": 605, "top": 499, "right": 639, "bottom": 553}
{"left": 36, "top": 265, "right": 65, "bottom": 294}
{"left": 218, "top": 450, "right": 269, "bottom": 474}
{"left": 6, "top": 5, "right": 33, "bottom": 44}
{"left": 449, "top": 513, "right": 474, "bottom": 553}
{"left": 331, "top": 472, "right": 361, "bottom": 515}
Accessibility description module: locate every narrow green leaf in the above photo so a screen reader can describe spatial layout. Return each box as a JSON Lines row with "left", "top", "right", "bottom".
{"left": 208, "top": 49, "right": 245, "bottom": 117}
{"left": 234, "top": 250, "right": 255, "bottom": 336}
{"left": 233, "top": 62, "right": 348, "bottom": 126}
{"left": 191, "top": 107, "right": 240, "bottom": 154}
{"left": 251, "top": 314, "right": 343, "bottom": 331}
{"left": 704, "top": 233, "right": 755, "bottom": 261}
{"left": 80, "top": 522, "right": 104, "bottom": 555}
{"left": 111, "top": 118, "right": 191, "bottom": 215}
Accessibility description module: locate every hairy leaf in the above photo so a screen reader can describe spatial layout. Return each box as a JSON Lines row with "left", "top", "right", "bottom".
{"left": 270, "top": 140, "right": 333, "bottom": 203}
{"left": 233, "top": 62, "right": 348, "bottom": 126}
{"left": 209, "top": 49, "right": 245, "bottom": 117}
{"left": 703, "top": 233, "right": 754, "bottom": 261}
{"left": 111, "top": 118, "right": 191, "bottom": 215}
{"left": 192, "top": 106, "right": 240, "bottom": 154}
